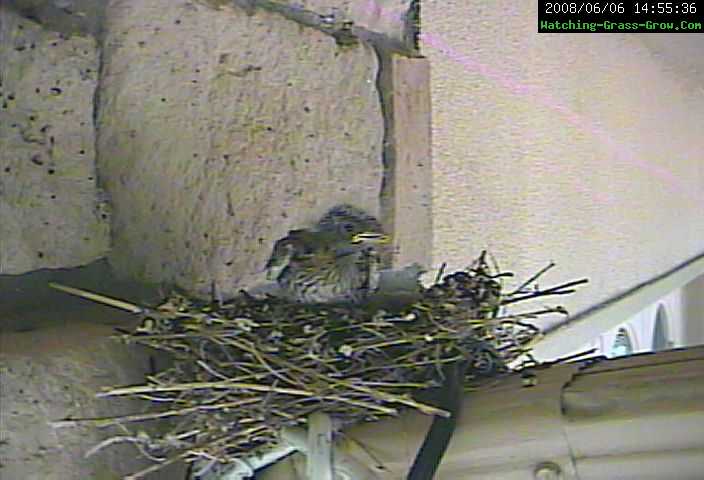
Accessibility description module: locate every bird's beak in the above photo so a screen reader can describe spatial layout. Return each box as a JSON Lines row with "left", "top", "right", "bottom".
{"left": 351, "top": 232, "right": 391, "bottom": 244}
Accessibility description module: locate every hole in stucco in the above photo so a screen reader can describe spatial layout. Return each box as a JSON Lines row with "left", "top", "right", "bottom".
{"left": 175, "top": 19, "right": 182, "bottom": 24}
{"left": 7, "top": 94, "right": 14, "bottom": 100}
{"left": 30, "top": 154, "right": 44, "bottom": 166}
{"left": 161, "top": 98, "right": 167, "bottom": 102}
{"left": 79, "top": 149, "right": 85, "bottom": 155}
{"left": 29, "top": 115, "right": 36, "bottom": 121}
{"left": 49, "top": 136, "right": 55, "bottom": 146}
{"left": 40, "top": 125, "right": 49, "bottom": 133}
{"left": 49, "top": 87, "right": 62, "bottom": 96}
{"left": 50, "top": 194, "right": 56, "bottom": 199}
{"left": 303, "top": 106, "right": 310, "bottom": 112}
{"left": 47, "top": 168, "right": 56, "bottom": 175}
{"left": 35, "top": 88, "right": 40, "bottom": 94}
{"left": 4, "top": 167, "right": 10, "bottom": 173}
{"left": 37, "top": 252, "right": 44, "bottom": 258}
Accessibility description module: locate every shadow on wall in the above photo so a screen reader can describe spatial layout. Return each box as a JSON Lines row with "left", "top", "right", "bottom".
{"left": 3, "top": 0, "right": 105, "bottom": 37}
{"left": 0, "top": 259, "right": 161, "bottom": 332}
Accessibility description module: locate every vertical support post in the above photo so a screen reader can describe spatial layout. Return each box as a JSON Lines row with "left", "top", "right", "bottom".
{"left": 307, "top": 412, "right": 334, "bottom": 480}
{"left": 378, "top": 53, "right": 433, "bottom": 271}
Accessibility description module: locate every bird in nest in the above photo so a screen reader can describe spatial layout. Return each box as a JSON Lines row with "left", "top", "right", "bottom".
{"left": 264, "top": 205, "right": 390, "bottom": 304}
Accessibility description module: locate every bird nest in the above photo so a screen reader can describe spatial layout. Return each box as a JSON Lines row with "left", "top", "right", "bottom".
{"left": 53, "top": 253, "right": 587, "bottom": 479}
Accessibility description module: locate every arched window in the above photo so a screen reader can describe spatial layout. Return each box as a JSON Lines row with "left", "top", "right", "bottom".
{"left": 652, "top": 304, "right": 670, "bottom": 351}
{"left": 611, "top": 328, "right": 633, "bottom": 357}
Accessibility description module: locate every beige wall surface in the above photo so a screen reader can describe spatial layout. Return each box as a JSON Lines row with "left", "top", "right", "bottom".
{"left": 97, "top": 0, "right": 384, "bottom": 297}
{"left": 422, "top": 0, "right": 704, "bottom": 328}
{"left": 0, "top": 8, "right": 110, "bottom": 275}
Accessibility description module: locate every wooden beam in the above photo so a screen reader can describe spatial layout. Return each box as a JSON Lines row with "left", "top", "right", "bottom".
{"left": 379, "top": 54, "right": 433, "bottom": 271}
{"left": 307, "top": 412, "right": 334, "bottom": 480}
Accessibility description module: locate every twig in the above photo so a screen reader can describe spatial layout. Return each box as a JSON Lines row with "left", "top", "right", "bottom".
{"left": 434, "top": 263, "right": 447, "bottom": 284}
{"left": 48, "top": 282, "right": 145, "bottom": 314}
{"left": 501, "top": 278, "right": 588, "bottom": 305}
{"left": 507, "top": 261, "right": 556, "bottom": 296}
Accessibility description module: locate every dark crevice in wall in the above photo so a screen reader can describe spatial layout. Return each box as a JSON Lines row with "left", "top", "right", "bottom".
{"left": 404, "top": 0, "right": 421, "bottom": 50}
{"left": 91, "top": 15, "right": 110, "bottom": 245}
{"left": 374, "top": 47, "right": 396, "bottom": 269}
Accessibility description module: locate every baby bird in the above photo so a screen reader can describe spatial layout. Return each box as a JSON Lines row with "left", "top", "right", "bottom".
{"left": 264, "top": 205, "right": 390, "bottom": 304}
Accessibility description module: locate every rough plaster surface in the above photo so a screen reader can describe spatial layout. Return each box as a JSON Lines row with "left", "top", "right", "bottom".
{"left": 423, "top": 1, "right": 704, "bottom": 328}
{"left": 0, "top": 8, "right": 110, "bottom": 274}
{"left": 97, "top": 0, "right": 384, "bottom": 297}
{"left": 0, "top": 319, "right": 184, "bottom": 479}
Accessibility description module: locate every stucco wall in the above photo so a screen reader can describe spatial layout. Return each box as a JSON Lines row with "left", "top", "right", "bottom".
{"left": 97, "top": 0, "right": 384, "bottom": 297}
{"left": 0, "top": 8, "right": 110, "bottom": 274}
{"left": 0, "top": 317, "right": 185, "bottom": 479}
{"left": 422, "top": 0, "right": 704, "bottom": 327}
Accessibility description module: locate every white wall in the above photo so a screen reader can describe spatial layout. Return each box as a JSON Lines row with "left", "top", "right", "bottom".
{"left": 423, "top": 0, "right": 704, "bottom": 332}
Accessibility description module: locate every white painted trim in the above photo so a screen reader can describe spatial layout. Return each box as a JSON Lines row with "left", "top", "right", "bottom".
{"left": 532, "top": 253, "right": 704, "bottom": 360}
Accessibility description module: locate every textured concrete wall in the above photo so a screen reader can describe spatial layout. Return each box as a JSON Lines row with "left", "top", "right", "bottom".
{"left": 97, "top": 0, "right": 384, "bottom": 297}
{"left": 423, "top": 1, "right": 704, "bottom": 327}
{"left": 0, "top": 8, "right": 110, "bottom": 274}
{"left": 0, "top": 317, "right": 185, "bottom": 479}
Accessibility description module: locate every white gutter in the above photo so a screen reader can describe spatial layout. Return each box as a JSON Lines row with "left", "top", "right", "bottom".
{"left": 258, "top": 345, "right": 704, "bottom": 480}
